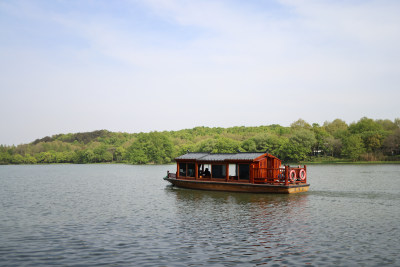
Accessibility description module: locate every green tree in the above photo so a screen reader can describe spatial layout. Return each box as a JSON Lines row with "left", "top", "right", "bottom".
{"left": 5, "top": 117, "right": 400, "bottom": 165}
{"left": 195, "top": 137, "right": 242, "bottom": 153}
{"left": 114, "top": 147, "right": 126, "bottom": 162}
{"left": 348, "top": 117, "right": 383, "bottom": 134}
{"left": 323, "top": 136, "right": 342, "bottom": 157}
{"left": 312, "top": 123, "right": 330, "bottom": 155}
{"left": 362, "top": 131, "right": 383, "bottom": 152}
{"left": 36, "top": 152, "right": 55, "bottom": 163}
{"left": 0, "top": 151, "right": 12, "bottom": 164}
{"left": 83, "top": 149, "right": 95, "bottom": 163}
{"left": 323, "top": 119, "right": 348, "bottom": 138}
{"left": 248, "top": 133, "right": 286, "bottom": 155}
{"left": 93, "top": 145, "right": 113, "bottom": 162}
{"left": 11, "top": 154, "right": 24, "bottom": 164}
{"left": 213, "top": 137, "right": 242, "bottom": 153}
{"left": 175, "top": 143, "right": 196, "bottom": 158}
{"left": 54, "top": 152, "right": 67, "bottom": 163}
{"left": 376, "top": 119, "right": 398, "bottom": 131}
{"left": 196, "top": 138, "right": 218, "bottom": 152}
{"left": 291, "top": 130, "right": 316, "bottom": 161}
{"left": 383, "top": 129, "right": 400, "bottom": 155}
{"left": 127, "top": 142, "right": 149, "bottom": 164}
{"left": 395, "top": 118, "right": 400, "bottom": 128}
{"left": 73, "top": 150, "right": 85, "bottom": 163}
{"left": 342, "top": 135, "right": 365, "bottom": 161}
{"left": 241, "top": 139, "right": 257, "bottom": 152}
{"left": 280, "top": 129, "right": 316, "bottom": 161}
{"left": 24, "top": 154, "right": 37, "bottom": 164}
{"left": 126, "top": 132, "right": 174, "bottom": 164}
{"left": 290, "top": 118, "right": 312, "bottom": 130}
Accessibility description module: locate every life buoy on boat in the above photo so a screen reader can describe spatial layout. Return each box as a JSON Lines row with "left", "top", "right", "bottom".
{"left": 289, "top": 170, "right": 297, "bottom": 182}
{"left": 299, "top": 169, "right": 306, "bottom": 181}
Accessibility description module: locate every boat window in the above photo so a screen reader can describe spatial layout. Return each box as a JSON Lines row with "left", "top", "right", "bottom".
{"left": 199, "top": 164, "right": 211, "bottom": 177}
{"left": 229, "top": 164, "right": 236, "bottom": 176}
{"left": 187, "top": 163, "right": 195, "bottom": 178}
{"left": 212, "top": 164, "right": 226, "bottom": 179}
{"left": 198, "top": 164, "right": 203, "bottom": 176}
{"left": 179, "top": 163, "right": 195, "bottom": 177}
{"left": 179, "top": 163, "right": 187, "bottom": 177}
{"left": 238, "top": 164, "right": 249, "bottom": 180}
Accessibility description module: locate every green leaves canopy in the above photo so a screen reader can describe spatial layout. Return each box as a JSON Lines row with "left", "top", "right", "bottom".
{"left": 1, "top": 117, "right": 400, "bottom": 165}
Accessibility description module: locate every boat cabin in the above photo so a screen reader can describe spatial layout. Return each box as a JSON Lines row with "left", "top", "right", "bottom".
{"left": 170, "top": 152, "right": 307, "bottom": 185}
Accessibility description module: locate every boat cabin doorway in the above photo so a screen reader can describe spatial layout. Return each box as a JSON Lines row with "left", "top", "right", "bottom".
{"left": 238, "top": 164, "right": 249, "bottom": 180}
{"left": 228, "top": 164, "right": 250, "bottom": 180}
{"left": 211, "top": 164, "right": 226, "bottom": 179}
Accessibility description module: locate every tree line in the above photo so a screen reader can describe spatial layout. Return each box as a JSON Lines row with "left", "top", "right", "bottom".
{"left": 1, "top": 117, "right": 400, "bottom": 165}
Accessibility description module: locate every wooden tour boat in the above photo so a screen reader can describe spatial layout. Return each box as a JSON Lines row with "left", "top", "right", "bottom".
{"left": 164, "top": 152, "right": 309, "bottom": 194}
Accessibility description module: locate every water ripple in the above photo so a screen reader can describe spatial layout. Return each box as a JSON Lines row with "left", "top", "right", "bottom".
{"left": 0, "top": 164, "right": 399, "bottom": 266}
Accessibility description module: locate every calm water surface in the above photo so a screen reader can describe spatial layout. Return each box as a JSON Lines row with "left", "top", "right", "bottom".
{"left": 0, "top": 164, "right": 399, "bottom": 266}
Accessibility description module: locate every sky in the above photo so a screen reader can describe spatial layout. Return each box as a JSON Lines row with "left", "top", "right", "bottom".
{"left": 1, "top": 0, "right": 400, "bottom": 145}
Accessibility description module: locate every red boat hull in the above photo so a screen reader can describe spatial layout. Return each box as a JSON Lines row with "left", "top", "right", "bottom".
{"left": 164, "top": 177, "right": 309, "bottom": 194}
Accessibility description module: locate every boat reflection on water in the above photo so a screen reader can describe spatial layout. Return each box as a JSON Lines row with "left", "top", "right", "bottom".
{"left": 164, "top": 185, "right": 312, "bottom": 265}
{"left": 165, "top": 184, "right": 308, "bottom": 207}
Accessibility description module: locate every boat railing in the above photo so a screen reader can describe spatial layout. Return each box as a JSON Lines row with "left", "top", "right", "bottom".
{"left": 252, "top": 168, "right": 285, "bottom": 184}
{"left": 252, "top": 166, "right": 307, "bottom": 185}
{"left": 287, "top": 166, "right": 307, "bottom": 184}
{"left": 167, "top": 171, "right": 177, "bottom": 178}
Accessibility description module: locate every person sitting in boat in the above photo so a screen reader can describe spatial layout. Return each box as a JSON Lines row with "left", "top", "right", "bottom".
{"left": 204, "top": 168, "right": 211, "bottom": 177}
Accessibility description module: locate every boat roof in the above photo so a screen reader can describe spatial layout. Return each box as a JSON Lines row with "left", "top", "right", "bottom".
{"left": 175, "top": 152, "right": 279, "bottom": 162}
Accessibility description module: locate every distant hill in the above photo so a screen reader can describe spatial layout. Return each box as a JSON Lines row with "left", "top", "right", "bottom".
{"left": 32, "top": 130, "right": 114, "bottom": 144}
{"left": 1, "top": 117, "right": 399, "bottom": 164}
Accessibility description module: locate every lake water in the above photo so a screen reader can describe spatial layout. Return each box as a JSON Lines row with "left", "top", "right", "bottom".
{"left": 0, "top": 164, "right": 399, "bottom": 266}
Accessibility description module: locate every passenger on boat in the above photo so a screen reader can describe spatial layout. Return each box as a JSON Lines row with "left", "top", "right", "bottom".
{"left": 204, "top": 168, "right": 211, "bottom": 177}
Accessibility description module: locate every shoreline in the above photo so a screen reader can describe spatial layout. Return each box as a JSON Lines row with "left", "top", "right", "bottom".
{"left": 300, "top": 160, "right": 400, "bottom": 165}
{"left": 1, "top": 161, "right": 400, "bottom": 166}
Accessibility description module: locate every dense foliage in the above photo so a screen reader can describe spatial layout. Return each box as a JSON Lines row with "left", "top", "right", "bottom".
{"left": 1, "top": 118, "right": 400, "bottom": 165}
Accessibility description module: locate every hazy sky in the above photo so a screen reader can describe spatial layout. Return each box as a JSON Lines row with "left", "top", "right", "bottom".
{"left": 1, "top": 0, "right": 399, "bottom": 145}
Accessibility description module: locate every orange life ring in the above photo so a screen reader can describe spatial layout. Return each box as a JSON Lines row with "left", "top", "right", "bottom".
{"left": 289, "top": 170, "right": 296, "bottom": 182}
{"left": 299, "top": 169, "right": 306, "bottom": 181}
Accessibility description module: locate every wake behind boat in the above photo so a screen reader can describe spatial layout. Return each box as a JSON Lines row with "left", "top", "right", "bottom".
{"left": 164, "top": 152, "right": 309, "bottom": 194}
